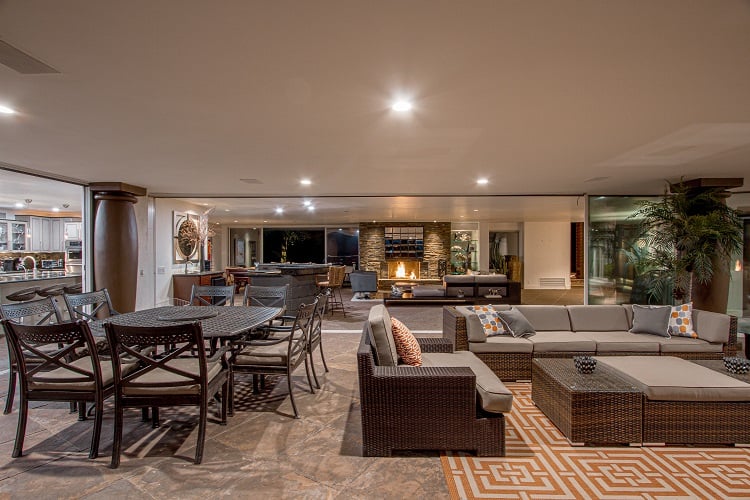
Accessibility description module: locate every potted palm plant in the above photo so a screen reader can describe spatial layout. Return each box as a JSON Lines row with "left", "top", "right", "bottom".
{"left": 632, "top": 183, "right": 743, "bottom": 312}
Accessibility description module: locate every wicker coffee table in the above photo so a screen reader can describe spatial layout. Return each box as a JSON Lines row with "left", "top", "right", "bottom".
{"left": 531, "top": 358, "right": 642, "bottom": 445}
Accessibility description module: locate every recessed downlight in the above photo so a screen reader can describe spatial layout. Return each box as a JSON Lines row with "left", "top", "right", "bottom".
{"left": 476, "top": 178, "right": 489, "bottom": 185}
{"left": 224, "top": 209, "right": 230, "bottom": 212}
{"left": 300, "top": 179, "right": 312, "bottom": 186}
{"left": 307, "top": 205, "right": 315, "bottom": 211}
{"left": 233, "top": 220, "right": 238, "bottom": 223}
{"left": 303, "top": 200, "right": 312, "bottom": 206}
{"left": 275, "top": 207, "right": 284, "bottom": 214}
{"left": 52, "top": 207, "right": 60, "bottom": 212}
{"left": 473, "top": 209, "right": 479, "bottom": 212}
{"left": 0, "top": 105, "right": 17, "bottom": 115}
{"left": 391, "top": 100, "right": 413, "bottom": 112}
{"left": 14, "top": 202, "right": 23, "bottom": 208}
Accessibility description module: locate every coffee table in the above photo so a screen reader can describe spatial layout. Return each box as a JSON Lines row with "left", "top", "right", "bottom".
{"left": 531, "top": 358, "right": 642, "bottom": 445}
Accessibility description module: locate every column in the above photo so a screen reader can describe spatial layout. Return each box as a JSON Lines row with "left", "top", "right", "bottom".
{"left": 90, "top": 182, "right": 146, "bottom": 313}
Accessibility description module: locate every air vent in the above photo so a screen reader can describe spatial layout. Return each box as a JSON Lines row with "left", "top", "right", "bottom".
{"left": 240, "top": 178, "right": 263, "bottom": 184}
{"left": 0, "top": 39, "right": 60, "bottom": 74}
{"left": 539, "top": 277, "right": 566, "bottom": 289}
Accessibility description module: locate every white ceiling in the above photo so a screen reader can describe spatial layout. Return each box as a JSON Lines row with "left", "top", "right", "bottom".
{"left": 0, "top": 1, "right": 749, "bottom": 223}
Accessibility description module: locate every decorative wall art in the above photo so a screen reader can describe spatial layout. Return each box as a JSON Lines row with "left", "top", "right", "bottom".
{"left": 173, "top": 211, "right": 200, "bottom": 264}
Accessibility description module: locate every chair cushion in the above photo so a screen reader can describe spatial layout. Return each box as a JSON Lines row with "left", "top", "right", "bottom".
{"left": 567, "top": 305, "right": 630, "bottom": 332}
{"left": 579, "top": 331, "right": 661, "bottom": 353}
{"left": 468, "top": 335, "right": 534, "bottom": 354}
{"left": 28, "top": 356, "right": 135, "bottom": 391}
{"left": 596, "top": 356, "right": 750, "bottom": 402}
{"left": 421, "top": 351, "right": 513, "bottom": 413}
{"left": 528, "top": 331, "right": 596, "bottom": 352}
{"left": 367, "top": 304, "right": 399, "bottom": 366}
{"left": 668, "top": 303, "right": 696, "bottom": 338}
{"left": 496, "top": 308, "right": 536, "bottom": 338}
{"left": 234, "top": 331, "right": 305, "bottom": 366}
{"left": 390, "top": 317, "right": 422, "bottom": 366}
{"left": 693, "top": 309, "right": 730, "bottom": 344}
{"left": 411, "top": 285, "right": 444, "bottom": 298}
{"left": 123, "top": 358, "right": 224, "bottom": 395}
{"left": 515, "top": 305, "right": 571, "bottom": 331}
{"left": 657, "top": 336, "right": 724, "bottom": 353}
{"left": 629, "top": 304, "right": 671, "bottom": 337}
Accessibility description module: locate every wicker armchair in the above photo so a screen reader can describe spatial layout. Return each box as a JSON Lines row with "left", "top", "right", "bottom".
{"left": 357, "top": 329, "right": 505, "bottom": 457}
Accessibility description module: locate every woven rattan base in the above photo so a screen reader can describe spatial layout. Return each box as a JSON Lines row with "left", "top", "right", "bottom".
{"left": 532, "top": 358, "right": 642, "bottom": 445}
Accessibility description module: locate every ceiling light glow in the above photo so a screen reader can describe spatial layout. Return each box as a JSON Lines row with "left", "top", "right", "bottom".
{"left": 0, "top": 105, "right": 17, "bottom": 115}
{"left": 391, "top": 100, "right": 413, "bottom": 112}
{"left": 52, "top": 207, "right": 60, "bottom": 212}
{"left": 476, "top": 178, "right": 489, "bottom": 185}
{"left": 14, "top": 202, "right": 23, "bottom": 208}
{"left": 303, "top": 200, "right": 311, "bottom": 206}
{"left": 300, "top": 179, "right": 312, "bottom": 186}
{"left": 307, "top": 206, "right": 315, "bottom": 211}
{"left": 275, "top": 207, "right": 284, "bottom": 214}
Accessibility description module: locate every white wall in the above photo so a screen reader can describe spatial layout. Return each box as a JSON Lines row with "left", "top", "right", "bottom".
{"left": 134, "top": 196, "right": 154, "bottom": 310}
{"left": 523, "top": 221, "right": 571, "bottom": 289}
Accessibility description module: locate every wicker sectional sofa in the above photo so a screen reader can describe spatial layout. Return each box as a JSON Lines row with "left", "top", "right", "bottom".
{"left": 443, "top": 304, "right": 739, "bottom": 381}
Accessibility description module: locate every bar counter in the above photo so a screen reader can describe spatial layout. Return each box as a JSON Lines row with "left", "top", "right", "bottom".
{"left": 251, "top": 263, "right": 329, "bottom": 311}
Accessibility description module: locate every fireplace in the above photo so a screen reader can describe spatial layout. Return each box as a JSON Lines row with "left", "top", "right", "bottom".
{"left": 387, "top": 260, "right": 421, "bottom": 280}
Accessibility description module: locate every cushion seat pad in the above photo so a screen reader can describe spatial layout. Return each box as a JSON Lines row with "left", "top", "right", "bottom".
{"left": 29, "top": 356, "right": 136, "bottom": 391}
{"left": 579, "top": 331, "right": 661, "bottom": 353}
{"left": 124, "top": 358, "right": 224, "bottom": 396}
{"left": 528, "top": 331, "right": 596, "bottom": 352}
{"left": 469, "top": 335, "right": 533, "bottom": 353}
{"left": 411, "top": 286, "right": 445, "bottom": 298}
{"left": 596, "top": 356, "right": 750, "bottom": 402}
{"left": 658, "top": 336, "right": 723, "bottom": 353}
{"left": 421, "top": 351, "right": 513, "bottom": 413}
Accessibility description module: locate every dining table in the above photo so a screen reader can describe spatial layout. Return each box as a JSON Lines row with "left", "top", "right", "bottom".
{"left": 89, "top": 305, "right": 283, "bottom": 352}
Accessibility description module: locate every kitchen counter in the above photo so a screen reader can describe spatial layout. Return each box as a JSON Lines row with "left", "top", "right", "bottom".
{"left": 0, "top": 272, "right": 82, "bottom": 303}
{"left": 0, "top": 271, "right": 81, "bottom": 283}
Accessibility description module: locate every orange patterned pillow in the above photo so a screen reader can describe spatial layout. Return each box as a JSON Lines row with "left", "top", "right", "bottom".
{"left": 390, "top": 317, "right": 422, "bottom": 366}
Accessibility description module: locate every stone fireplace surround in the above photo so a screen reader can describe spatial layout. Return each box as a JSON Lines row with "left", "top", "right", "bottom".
{"left": 359, "top": 222, "right": 451, "bottom": 286}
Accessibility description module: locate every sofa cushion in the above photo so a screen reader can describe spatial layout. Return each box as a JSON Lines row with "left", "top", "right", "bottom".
{"left": 658, "top": 336, "right": 724, "bottom": 353}
{"left": 456, "top": 305, "right": 511, "bottom": 343}
{"left": 421, "top": 351, "right": 513, "bottom": 412}
{"left": 474, "top": 274, "right": 508, "bottom": 284}
{"left": 496, "top": 308, "right": 536, "bottom": 338}
{"left": 390, "top": 317, "right": 422, "bottom": 366}
{"left": 596, "top": 356, "right": 750, "bottom": 402}
{"left": 527, "top": 331, "right": 596, "bottom": 352}
{"left": 668, "top": 302, "right": 696, "bottom": 338}
{"left": 470, "top": 305, "right": 510, "bottom": 338}
{"left": 567, "top": 305, "right": 630, "bottom": 332}
{"left": 468, "top": 335, "right": 534, "bottom": 353}
{"left": 367, "top": 305, "right": 400, "bottom": 366}
{"left": 515, "top": 305, "right": 571, "bottom": 331}
{"left": 693, "top": 309, "right": 730, "bottom": 344}
{"left": 411, "top": 285, "right": 445, "bottom": 298}
{"left": 629, "top": 305, "right": 671, "bottom": 337}
{"left": 622, "top": 304, "right": 634, "bottom": 328}
{"left": 579, "top": 331, "right": 661, "bottom": 353}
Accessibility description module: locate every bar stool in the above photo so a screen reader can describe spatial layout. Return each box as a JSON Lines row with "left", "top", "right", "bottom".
{"left": 63, "top": 283, "right": 82, "bottom": 294}
{"left": 38, "top": 284, "right": 68, "bottom": 320}
{"left": 5, "top": 287, "right": 40, "bottom": 303}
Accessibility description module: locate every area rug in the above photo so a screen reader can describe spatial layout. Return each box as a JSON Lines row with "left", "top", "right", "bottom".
{"left": 441, "top": 383, "right": 750, "bottom": 499}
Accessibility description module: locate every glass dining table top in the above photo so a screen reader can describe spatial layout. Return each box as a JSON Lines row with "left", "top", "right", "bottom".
{"left": 88, "top": 305, "right": 283, "bottom": 339}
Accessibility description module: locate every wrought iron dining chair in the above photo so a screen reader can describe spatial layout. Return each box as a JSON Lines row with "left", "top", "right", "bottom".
{"left": 104, "top": 321, "right": 230, "bottom": 468}
{"left": 188, "top": 285, "right": 235, "bottom": 307}
{"left": 230, "top": 300, "right": 316, "bottom": 419}
{"left": 307, "top": 290, "right": 330, "bottom": 389}
{"left": 1, "top": 297, "right": 65, "bottom": 415}
{"left": 63, "top": 288, "right": 119, "bottom": 322}
{"left": 1, "top": 319, "right": 115, "bottom": 459}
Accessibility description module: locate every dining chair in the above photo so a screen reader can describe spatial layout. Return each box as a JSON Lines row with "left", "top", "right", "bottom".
{"left": 188, "top": 284, "right": 235, "bottom": 307}
{"left": 316, "top": 265, "right": 346, "bottom": 316}
{"left": 1, "top": 319, "right": 116, "bottom": 459}
{"left": 63, "top": 289, "right": 119, "bottom": 321}
{"left": 307, "top": 291, "right": 330, "bottom": 389}
{"left": 1, "top": 297, "right": 65, "bottom": 415}
{"left": 104, "top": 321, "right": 230, "bottom": 468}
{"left": 230, "top": 300, "right": 316, "bottom": 419}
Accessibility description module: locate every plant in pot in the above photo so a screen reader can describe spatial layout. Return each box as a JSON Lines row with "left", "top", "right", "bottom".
{"left": 631, "top": 183, "right": 743, "bottom": 312}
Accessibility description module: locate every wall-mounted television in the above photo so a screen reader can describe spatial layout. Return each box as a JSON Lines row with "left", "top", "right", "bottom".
{"left": 384, "top": 226, "right": 424, "bottom": 258}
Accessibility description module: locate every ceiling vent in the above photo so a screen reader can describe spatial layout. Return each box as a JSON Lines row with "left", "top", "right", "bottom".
{"left": 240, "top": 178, "right": 263, "bottom": 184}
{"left": 0, "top": 39, "right": 60, "bottom": 74}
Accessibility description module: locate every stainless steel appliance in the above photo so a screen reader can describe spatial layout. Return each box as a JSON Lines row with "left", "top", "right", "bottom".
{"left": 2, "top": 259, "right": 16, "bottom": 272}
{"left": 65, "top": 239, "right": 83, "bottom": 273}
{"left": 41, "top": 259, "right": 64, "bottom": 270}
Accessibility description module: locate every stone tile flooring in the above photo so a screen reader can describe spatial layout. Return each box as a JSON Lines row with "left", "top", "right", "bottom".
{"left": 0, "top": 330, "right": 447, "bottom": 498}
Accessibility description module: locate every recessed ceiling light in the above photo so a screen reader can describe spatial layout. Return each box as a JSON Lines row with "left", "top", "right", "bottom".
{"left": 433, "top": 220, "right": 437, "bottom": 223}
{"left": 275, "top": 207, "right": 284, "bottom": 214}
{"left": 300, "top": 179, "right": 312, "bottom": 186}
{"left": 391, "top": 100, "right": 413, "bottom": 112}
{"left": 263, "top": 220, "right": 268, "bottom": 223}
{"left": 476, "top": 178, "right": 489, "bottom": 185}
{"left": 224, "top": 209, "right": 230, "bottom": 212}
{"left": 473, "top": 209, "right": 479, "bottom": 212}
{"left": 307, "top": 206, "right": 315, "bottom": 211}
{"left": 215, "top": 222, "right": 220, "bottom": 225}
{"left": 303, "top": 200, "right": 311, "bottom": 206}
{"left": 14, "top": 202, "right": 23, "bottom": 208}
{"left": 460, "top": 215, "right": 465, "bottom": 218}
{"left": 52, "top": 207, "right": 60, "bottom": 212}
{"left": 0, "top": 105, "right": 17, "bottom": 115}
{"left": 338, "top": 228, "right": 342, "bottom": 231}
{"left": 372, "top": 220, "right": 376, "bottom": 223}
{"left": 233, "top": 220, "right": 238, "bottom": 223}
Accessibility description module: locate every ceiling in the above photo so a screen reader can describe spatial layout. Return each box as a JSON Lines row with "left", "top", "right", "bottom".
{"left": 0, "top": 169, "right": 82, "bottom": 215}
{"left": 0, "top": 1, "right": 749, "bottom": 223}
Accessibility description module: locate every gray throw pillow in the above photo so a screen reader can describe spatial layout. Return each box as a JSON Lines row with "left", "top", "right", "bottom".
{"left": 497, "top": 308, "right": 536, "bottom": 338}
{"left": 629, "top": 304, "right": 671, "bottom": 337}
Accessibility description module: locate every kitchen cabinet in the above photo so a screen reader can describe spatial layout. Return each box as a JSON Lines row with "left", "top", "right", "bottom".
{"left": 64, "top": 222, "right": 82, "bottom": 240}
{"left": 30, "top": 217, "right": 64, "bottom": 252}
{"left": 0, "top": 220, "right": 28, "bottom": 251}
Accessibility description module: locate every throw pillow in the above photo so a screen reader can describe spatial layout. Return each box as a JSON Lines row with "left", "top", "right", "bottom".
{"left": 469, "top": 305, "right": 510, "bottom": 337}
{"left": 629, "top": 304, "right": 671, "bottom": 337}
{"left": 668, "top": 302, "right": 697, "bottom": 338}
{"left": 496, "top": 308, "right": 536, "bottom": 338}
{"left": 390, "top": 317, "right": 422, "bottom": 366}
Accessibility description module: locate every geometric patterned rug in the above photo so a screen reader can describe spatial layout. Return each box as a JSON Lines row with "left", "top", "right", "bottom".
{"left": 441, "top": 383, "right": 750, "bottom": 499}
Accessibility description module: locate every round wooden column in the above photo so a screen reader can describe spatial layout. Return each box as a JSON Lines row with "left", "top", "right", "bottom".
{"left": 91, "top": 183, "right": 146, "bottom": 313}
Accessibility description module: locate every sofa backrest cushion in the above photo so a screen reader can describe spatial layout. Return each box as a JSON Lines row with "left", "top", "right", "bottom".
{"left": 515, "top": 305, "right": 571, "bottom": 331}
{"left": 567, "top": 305, "right": 630, "bottom": 331}
{"left": 692, "top": 309, "right": 730, "bottom": 344}
{"left": 367, "top": 305, "right": 399, "bottom": 366}
{"left": 622, "top": 304, "right": 634, "bottom": 328}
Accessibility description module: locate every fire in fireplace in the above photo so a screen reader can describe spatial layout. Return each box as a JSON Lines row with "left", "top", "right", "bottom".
{"left": 388, "top": 260, "right": 420, "bottom": 280}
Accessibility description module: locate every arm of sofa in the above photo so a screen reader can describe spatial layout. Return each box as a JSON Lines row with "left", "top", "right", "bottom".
{"left": 693, "top": 309, "right": 738, "bottom": 355}
{"left": 443, "top": 306, "right": 469, "bottom": 351}
{"left": 417, "top": 336, "right": 453, "bottom": 353}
